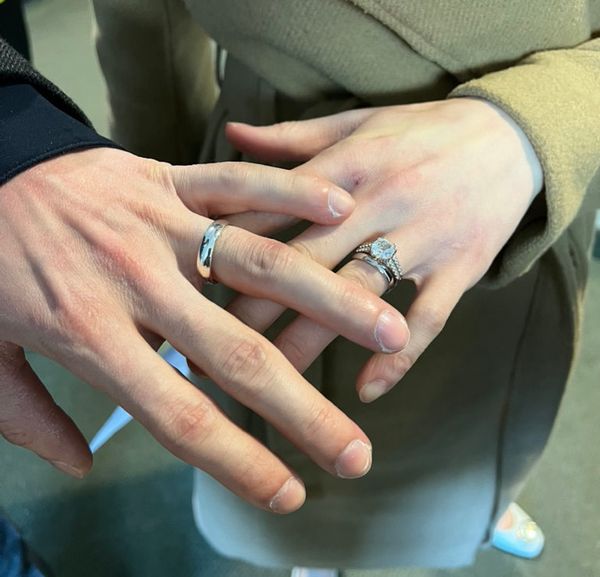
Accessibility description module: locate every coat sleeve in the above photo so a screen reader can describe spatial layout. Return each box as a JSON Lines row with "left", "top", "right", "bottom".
{"left": 0, "top": 36, "right": 88, "bottom": 123}
{"left": 0, "top": 37, "right": 117, "bottom": 185}
{"left": 449, "top": 37, "right": 600, "bottom": 287}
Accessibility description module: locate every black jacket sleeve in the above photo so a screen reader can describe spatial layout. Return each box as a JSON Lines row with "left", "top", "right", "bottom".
{"left": 0, "top": 37, "right": 120, "bottom": 185}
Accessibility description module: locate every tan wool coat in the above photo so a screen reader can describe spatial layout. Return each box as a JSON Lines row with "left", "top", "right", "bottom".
{"left": 92, "top": 0, "right": 600, "bottom": 569}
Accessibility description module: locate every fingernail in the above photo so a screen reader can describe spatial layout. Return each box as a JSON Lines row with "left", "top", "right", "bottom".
{"left": 50, "top": 460, "right": 86, "bottom": 479}
{"left": 327, "top": 187, "right": 355, "bottom": 218}
{"left": 335, "top": 439, "right": 372, "bottom": 479}
{"left": 374, "top": 310, "right": 408, "bottom": 353}
{"left": 269, "top": 476, "right": 306, "bottom": 514}
{"left": 359, "top": 379, "right": 389, "bottom": 403}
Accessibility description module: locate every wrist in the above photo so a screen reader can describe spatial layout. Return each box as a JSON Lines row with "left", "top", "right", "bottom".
{"left": 460, "top": 96, "right": 544, "bottom": 201}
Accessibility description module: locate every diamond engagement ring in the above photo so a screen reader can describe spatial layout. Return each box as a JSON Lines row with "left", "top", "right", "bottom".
{"left": 197, "top": 219, "right": 229, "bottom": 284}
{"left": 352, "top": 237, "right": 403, "bottom": 291}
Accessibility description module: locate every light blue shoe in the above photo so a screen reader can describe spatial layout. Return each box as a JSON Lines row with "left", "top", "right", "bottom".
{"left": 291, "top": 568, "right": 339, "bottom": 577}
{"left": 491, "top": 503, "right": 545, "bottom": 559}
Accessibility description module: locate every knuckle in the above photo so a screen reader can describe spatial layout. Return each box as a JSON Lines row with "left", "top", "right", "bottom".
{"left": 392, "top": 353, "right": 414, "bottom": 379}
{"left": 289, "top": 239, "right": 316, "bottom": 263}
{"left": 277, "top": 333, "right": 307, "bottom": 368}
{"left": 362, "top": 134, "right": 397, "bottom": 156}
{"left": 277, "top": 121, "right": 300, "bottom": 139}
{"left": 246, "top": 238, "right": 294, "bottom": 279}
{"left": 292, "top": 172, "right": 324, "bottom": 194}
{"left": 217, "top": 162, "right": 251, "bottom": 189}
{"left": 220, "top": 338, "right": 270, "bottom": 392}
{"left": 163, "top": 399, "right": 217, "bottom": 450}
{"left": 419, "top": 306, "right": 448, "bottom": 336}
{"left": 380, "top": 166, "right": 424, "bottom": 195}
{"left": 145, "top": 158, "right": 176, "bottom": 194}
{"left": 94, "top": 229, "right": 155, "bottom": 291}
{"left": 286, "top": 170, "right": 302, "bottom": 191}
{"left": 1, "top": 425, "right": 33, "bottom": 449}
{"left": 304, "top": 403, "right": 337, "bottom": 441}
{"left": 51, "top": 295, "right": 106, "bottom": 353}
{"left": 130, "top": 198, "right": 172, "bottom": 235}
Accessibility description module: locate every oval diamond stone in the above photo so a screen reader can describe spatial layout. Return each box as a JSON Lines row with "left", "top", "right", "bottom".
{"left": 371, "top": 238, "right": 396, "bottom": 260}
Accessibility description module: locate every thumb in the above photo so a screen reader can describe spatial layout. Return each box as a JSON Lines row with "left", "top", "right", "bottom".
{"left": 0, "top": 341, "right": 92, "bottom": 478}
{"left": 225, "top": 108, "right": 374, "bottom": 163}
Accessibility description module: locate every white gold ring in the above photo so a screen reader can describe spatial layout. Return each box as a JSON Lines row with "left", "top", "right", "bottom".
{"left": 197, "top": 219, "right": 229, "bottom": 284}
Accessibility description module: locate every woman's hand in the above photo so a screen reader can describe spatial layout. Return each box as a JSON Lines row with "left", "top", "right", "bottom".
{"left": 0, "top": 147, "right": 410, "bottom": 513}
{"left": 225, "top": 97, "right": 543, "bottom": 402}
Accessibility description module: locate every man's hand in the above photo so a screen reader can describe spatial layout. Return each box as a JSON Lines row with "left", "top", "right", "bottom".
{"left": 0, "top": 148, "right": 409, "bottom": 513}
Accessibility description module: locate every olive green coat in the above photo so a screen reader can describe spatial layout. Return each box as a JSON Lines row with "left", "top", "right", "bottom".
{"left": 92, "top": 0, "right": 599, "bottom": 568}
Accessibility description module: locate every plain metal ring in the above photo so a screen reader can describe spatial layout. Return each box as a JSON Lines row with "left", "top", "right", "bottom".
{"left": 197, "top": 219, "right": 229, "bottom": 284}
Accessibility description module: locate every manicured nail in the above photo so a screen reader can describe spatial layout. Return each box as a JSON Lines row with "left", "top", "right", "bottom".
{"left": 335, "top": 439, "right": 372, "bottom": 479}
{"left": 269, "top": 476, "right": 306, "bottom": 514}
{"left": 327, "top": 187, "right": 355, "bottom": 218}
{"left": 50, "top": 460, "right": 86, "bottom": 479}
{"left": 359, "top": 379, "right": 389, "bottom": 403}
{"left": 374, "top": 310, "right": 408, "bottom": 353}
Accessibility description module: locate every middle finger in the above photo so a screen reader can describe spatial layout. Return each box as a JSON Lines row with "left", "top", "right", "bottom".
{"left": 144, "top": 278, "right": 374, "bottom": 481}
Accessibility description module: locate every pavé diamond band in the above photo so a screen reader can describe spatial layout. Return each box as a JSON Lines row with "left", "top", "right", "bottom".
{"left": 352, "top": 237, "right": 403, "bottom": 292}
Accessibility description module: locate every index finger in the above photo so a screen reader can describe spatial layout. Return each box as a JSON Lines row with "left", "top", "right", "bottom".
{"left": 171, "top": 162, "right": 355, "bottom": 224}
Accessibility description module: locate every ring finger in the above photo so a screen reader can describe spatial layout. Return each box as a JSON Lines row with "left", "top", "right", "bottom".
{"left": 356, "top": 267, "right": 467, "bottom": 402}
{"left": 273, "top": 227, "right": 426, "bottom": 373}
{"left": 225, "top": 205, "right": 389, "bottom": 334}
{"left": 172, "top": 213, "right": 409, "bottom": 354}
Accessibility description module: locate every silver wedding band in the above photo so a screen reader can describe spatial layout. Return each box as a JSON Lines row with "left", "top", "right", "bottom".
{"left": 197, "top": 219, "right": 229, "bottom": 284}
{"left": 351, "top": 237, "right": 403, "bottom": 292}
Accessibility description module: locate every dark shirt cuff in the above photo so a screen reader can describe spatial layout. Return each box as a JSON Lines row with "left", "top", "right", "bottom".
{"left": 0, "top": 83, "right": 120, "bottom": 186}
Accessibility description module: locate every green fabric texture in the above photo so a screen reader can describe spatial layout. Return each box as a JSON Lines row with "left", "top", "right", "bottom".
{"left": 450, "top": 38, "right": 600, "bottom": 285}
